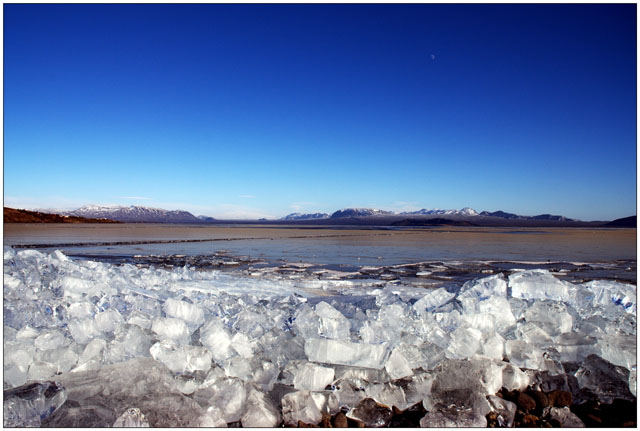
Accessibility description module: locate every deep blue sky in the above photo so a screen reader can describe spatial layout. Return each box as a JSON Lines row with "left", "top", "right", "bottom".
{"left": 4, "top": 4, "right": 636, "bottom": 220}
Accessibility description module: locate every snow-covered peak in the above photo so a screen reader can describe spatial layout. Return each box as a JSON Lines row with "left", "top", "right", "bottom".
{"left": 330, "top": 208, "right": 394, "bottom": 218}
{"left": 400, "top": 207, "right": 479, "bottom": 216}
{"left": 64, "top": 205, "right": 202, "bottom": 223}
{"left": 281, "top": 212, "right": 329, "bottom": 221}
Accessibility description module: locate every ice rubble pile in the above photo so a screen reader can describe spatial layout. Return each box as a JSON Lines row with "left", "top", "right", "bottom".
{"left": 3, "top": 248, "right": 637, "bottom": 427}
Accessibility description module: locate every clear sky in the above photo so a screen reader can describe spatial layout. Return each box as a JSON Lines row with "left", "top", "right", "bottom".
{"left": 4, "top": 4, "right": 637, "bottom": 220}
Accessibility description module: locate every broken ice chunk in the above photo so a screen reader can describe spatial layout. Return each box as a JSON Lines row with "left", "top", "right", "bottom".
{"left": 163, "top": 298, "right": 205, "bottom": 330}
{"left": 428, "top": 359, "right": 494, "bottom": 416}
{"left": 281, "top": 390, "right": 337, "bottom": 426}
{"left": 193, "top": 377, "right": 247, "bottom": 423}
{"left": 583, "top": 279, "right": 636, "bottom": 315}
{"left": 362, "top": 382, "right": 407, "bottom": 410}
{"left": 501, "top": 362, "right": 530, "bottom": 391}
{"left": 127, "top": 311, "right": 152, "bottom": 329}
{"left": 458, "top": 274, "right": 507, "bottom": 302}
{"left": 523, "top": 301, "right": 573, "bottom": 336}
{"left": 292, "top": 362, "right": 335, "bottom": 391}
{"left": 94, "top": 309, "right": 124, "bottom": 335}
{"left": 151, "top": 317, "right": 190, "bottom": 345}
{"left": 230, "top": 332, "right": 255, "bottom": 358}
{"left": 4, "top": 342, "right": 36, "bottom": 388}
{"left": 199, "top": 321, "right": 234, "bottom": 363}
{"left": 27, "top": 361, "right": 59, "bottom": 381}
{"left": 487, "top": 395, "right": 516, "bottom": 427}
{"left": 509, "top": 270, "right": 569, "bottom": 301}
{"left": 34, "top": 330, "right": 68, "bottom": 351}
{"left": 476, "top": 296, "right": 516, "bottom": 332}
{"left": 412, "top": 288, "right": 455, "bottom": 313}
{"left": 197, "top": 406, "right": 227, "bottom": 427}
{"left": 78, "top": 338, "right": 107, "bottom": 364}
{"left": 35, "top": 346, "right": 79, "bottom": 374}
{"left": 504, "top": 339, "right": 544, "bottom": 370}
{"left": 222, "top": 356, "right": 253, "bottom": 380}
{"left": 547, "top": 407, "right": 585, "bottom": 427}
{"left": 113, "top": 407, "right": 150, "bottom": 427}
{"left": 68, "top": 318, "right": 102, "bottom": 345}
{"left": 60, "top": 276, "right": 94, "bottom": 300}
{"left": 305, "top": 338, "right": 390, "bottom": 370}
{"left": 419, "top": 406, "right": 487, "bottom": 427}
{"left": 574, "top": 354, "right": 634, "bottom": 403}
{"left": 149, "top": 341, "right": 213, "bottom": 374}
{"left": 67, "top": 302, "right": 96, "bottom": 320}
{"left": 3, "top": 381, "right": 67, "bottom": 427}
{"left": 446, "top": 326, "right": 482, "bottom": 359}
{"left": 251, "top": 361, "right": 280, "bottom": 392}
{"left": 315, "top": 301, "right": 352, "bottom": 339}
{"left": 483, "top": 333, "right": 505, "bottom": 360}
{"left": 385, "top": 348, "right": 413, "bottom": 380}
{"left": 240, "top": 388, "right": 281, "bottom": 427}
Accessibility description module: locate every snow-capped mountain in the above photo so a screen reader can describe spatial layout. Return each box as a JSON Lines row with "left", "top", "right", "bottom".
{"left": 63, "top": 205, "right": 203, "bottom": 223}
{"left": 280, "top": 212, "right": 329, "bottom": 221}
{"left": 401, "top": 207, "right": 479, "bottom": 216}
{"left": 330, "top": 208, "right": 394, "bottom": 218}
{"left": 197, "top": 215, "right": 217, "bottom": 222}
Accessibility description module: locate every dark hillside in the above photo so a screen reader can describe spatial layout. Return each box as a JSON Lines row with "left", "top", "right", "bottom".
{"left": 602, "top": 216, "right": 636, "bottom": 228}
{"left": 4, "top": 207, "right": 120, "bottom": 223}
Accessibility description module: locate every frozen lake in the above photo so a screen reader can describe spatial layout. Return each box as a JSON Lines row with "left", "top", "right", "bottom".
{"left": 4, "top": 223, "right": 637, "bottom": 266}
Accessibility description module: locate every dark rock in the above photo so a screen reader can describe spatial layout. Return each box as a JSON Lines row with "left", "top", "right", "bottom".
{"left": 520, "top": 413, "right": 540, "bottom": 427}
{"left": 320, "top": 413, "right": 332, "bottom": 427}
{"left": 346, "top": 417, "right": 365, "bottom": 427}
{"left": 548, "top": 390, "right": 572, "bottom": 407}
{"left": 347, "top": 398, "right": 393, "bottom": 427}
{"left": 387, "top": 402, "right": 427, "bottom": 427}
{"left": 486, "top": 411, "right": 499, "bottom": 427}
{"left": 517, "top": 392, "right": 537, "bottom": 412}
{"left": 528, "top": 390, "right": 549, "bottom": 410}
{"left": 570, "top": 398, "right": 636, "bottom": 428}
{"left": 332, "top": 412, "right": 348, "bottom": 428}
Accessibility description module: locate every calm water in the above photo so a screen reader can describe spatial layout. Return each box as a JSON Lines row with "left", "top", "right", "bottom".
{"left": 4, "top": 223, "right": 636, "bottom": 267}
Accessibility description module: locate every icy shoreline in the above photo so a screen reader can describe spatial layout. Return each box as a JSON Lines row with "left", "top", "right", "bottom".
{"left": 3, "top": 248, "right": 637, "bottom": 427}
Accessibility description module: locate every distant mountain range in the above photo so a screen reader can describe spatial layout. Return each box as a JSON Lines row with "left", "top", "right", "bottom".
{"left": 401, "top": 207, "right": 479, "bottom": 217}
{"left": 56, "top": 205, "right": 204, "bottom": 223}
{"left": 281, "top": 207, "right": 574, "bottom": 221}
{"left": 281, "top": 212, "right": 329, "bottom": 221}
{"left": 21, "top": 204, "right": 634, "bottom": 227}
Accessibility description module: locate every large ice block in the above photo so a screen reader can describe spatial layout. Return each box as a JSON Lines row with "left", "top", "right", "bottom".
{"left": 305, "top": 338, "right": 390, "bottom": 369}
{"left": 240, "top": 388, "right": 281, "bottom": 427}
{"left": 163, "top": 298, "right": 205, "bottom": 330}
{"left": 149, "top": 341, "right": 213, "bottom": 374}
{"left": 412, "top": 288, "right": 455, "bottom": 313}
{"left": 291, "top": 362, "right": 335, "bottom": 391}
{"left": 281, "top": 390, "right": 337, "bottom": 426}
{"left": 3, "top": 381, "right": 67, "bottom": 427}
{"left": 509, "top": 270, "right": 570, "bottom": 301}
{"left": 151, "top": 317, "right": 190, "bottom": 345}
